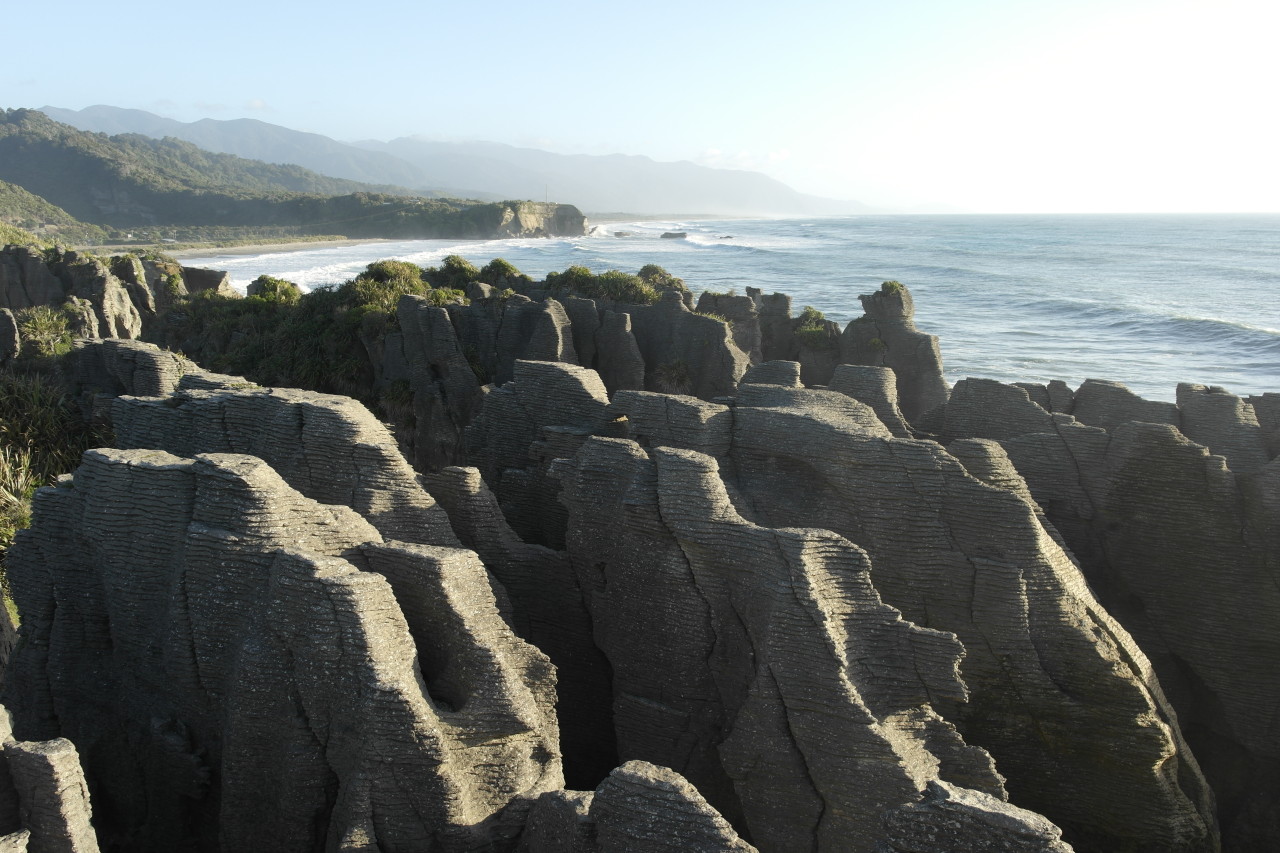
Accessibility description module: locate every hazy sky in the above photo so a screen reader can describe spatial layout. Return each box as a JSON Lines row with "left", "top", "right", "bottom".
{"left": 6, "top": 0, "right": 1278, "bottom": 212}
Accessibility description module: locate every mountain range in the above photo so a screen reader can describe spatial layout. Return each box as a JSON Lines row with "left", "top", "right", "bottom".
{"left": 41, "top": 105, "right": 869, "bottom": 216}
{"left": 0, "top": 109, "right": 585, "bottom": 242}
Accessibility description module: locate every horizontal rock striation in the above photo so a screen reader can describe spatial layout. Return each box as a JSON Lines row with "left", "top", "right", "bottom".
{"left": 474, "top": 360, "right": 1210, "bottom": 852}
{"left": 0, "top": 245, "right": 232, "bottom": 344}
{"left": 555, "top": 436, "right": 1014, "bottom": 852}
{"left": 2, "top": 449, "right": 560, "bottom": 851}
{"left": 939, "top": 374, "right": 1278, "bottom": 850}
{"left": 109, "top": 381, "right": 459, "bottom": 546}
{"left": 0, "top": 707, "right": 98, "bottom": 853}
{"left": 520, "top": 761, "right": 757, "bottom": 853}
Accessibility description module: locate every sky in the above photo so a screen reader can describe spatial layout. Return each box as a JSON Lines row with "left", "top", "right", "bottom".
{"left": 5, "top": 0, "right": 1279, "bottom": 213}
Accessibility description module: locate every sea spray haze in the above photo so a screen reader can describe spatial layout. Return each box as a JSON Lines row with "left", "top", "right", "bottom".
{"left": 181, "top": 213, "right": 1280, "bottom": 401}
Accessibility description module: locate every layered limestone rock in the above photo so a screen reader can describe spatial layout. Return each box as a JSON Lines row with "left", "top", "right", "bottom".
{"left": 1175, "top": 382, "right": 1270, "bottom": 474}
{"left": 423, "top": 465, "right": 618, "bottom": 789}
{"left": 746, "top": 288, "right": 794, "bottom": 363}
{"left": 0, "top": 245, "right": 230, "bottom": 345}
{"left": 109, "top": 382, "right": 459, "bottom": 546}
{"left": 451, "top": 356, "right": 1209, "bottom": 853}
{"left": 397, "top": 295, "right": 487, "bottom": 470}
{"left": 695, "top": 291, "right": 763, "bottom": 364}
{"left": 1069, "top": 378, "right": 1179, "bottom": 431}
{"left": 465, "top": 360, "right": 613, "bottom": 547}
{"left": 880, "top": 781, "right": 1073, "bottom": 853}
{"left": 70, "top": 338, "right": 185, "bottom": 403}
{"left": 2, "top": 449, "right": 560, "bottom": 852}
{"left": 0, "top": 708, "right": 99, "bottom": 853}
{"left": 520, "top": 761, "right": 757, "bottom": 853}
{"left": 972, "top": 395, "right": 1280, "bottom": 851}
{"left": 625, "top": 292, "right": 750, "bottom": 398}
{"left": 555, "top": 437, "right": 1012, "bottom": 852}
{"left": 719, "top": 373, "right": 1214, "bottom": 852}
{"left": 826, "top": 363, "right": 914, "bottom": 438}
{"left": 1247, "top": 392, "right": 1280, "bottom": 457}
{"left": 0, "top": 247, "right": 65, "bottom": 312}
{"left": 839, "top": 282, "right": 949, "bottom": 423}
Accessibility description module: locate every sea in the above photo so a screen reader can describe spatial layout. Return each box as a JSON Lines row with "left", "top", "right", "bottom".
{"left": 180, "top": 214, "right": 1280, "bottom": 403}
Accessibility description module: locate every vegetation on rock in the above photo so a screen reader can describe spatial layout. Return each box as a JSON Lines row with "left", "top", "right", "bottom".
{"left": 795, "top": 304, "right": 838, "bottom": 350}
{"left": 546, "top": 263, "right": 687, "bottom": 305}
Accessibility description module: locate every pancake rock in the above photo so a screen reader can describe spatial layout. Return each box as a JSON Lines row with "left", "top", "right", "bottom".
{"left": 555, "top": 436, "right": 1018, "bottom": 852}
{"left": 0, "top": 708, "right": 98, "bottom": 853}
{"left": 839, "top": 282, "right": 949, "bottom": 423}
{"left": 424, "top": 465, "right": 618, "bottom": 789}
{"left": 941, "top": 376, "right": 1278, "bottom": 851}
{"left": 718, "top": 372, "right": 1214, "bottom": 852}
{"left": 109, "top": 380, "right": 459, "bottom": 546}
{"left": 2, "top": 449, "right": 560, "bottom": 851}
{"left": 520, "top": 761, "right": 757, "bottom": 853}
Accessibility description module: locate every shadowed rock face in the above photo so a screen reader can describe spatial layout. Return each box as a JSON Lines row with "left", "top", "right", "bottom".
{"left": 2, "top": 449, "right": 561, "bottom": 852}
{"left": 722, "top": 383, "right": 1213, "bottom": 853}
{"left": 942, "top": 377, "right": 1280, "bottom": 851}
{"left": 470, "top": 361, "right": 1211, "bottom": 852}
{"left": 555, "top": 437, "right": 1011, "bottom": 852}
{"left": 520, "top": 760, "right": 758, "bottom": 853}
{"left": 424, "top": 465, "right": 619, "bottom": 790}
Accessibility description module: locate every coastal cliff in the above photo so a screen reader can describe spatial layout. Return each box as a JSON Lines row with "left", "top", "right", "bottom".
{"left": 0, "top": 251, "right": 1275, "bottom": 851}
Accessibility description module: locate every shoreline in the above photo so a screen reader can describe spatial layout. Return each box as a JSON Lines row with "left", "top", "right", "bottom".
{"left": 168, "top": 237, "right": 401, "bottom": 261}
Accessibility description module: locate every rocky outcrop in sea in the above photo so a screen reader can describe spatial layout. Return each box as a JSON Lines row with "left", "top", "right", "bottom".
{"left": 0, "top": 251, "right": 1275, "bottom": 851}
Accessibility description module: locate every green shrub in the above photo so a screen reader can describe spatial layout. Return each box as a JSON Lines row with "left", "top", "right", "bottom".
{"left": 362, "top": 260, "right": 424, "bottom": 284}
{"left": 339, "top": 274, "right": 428, "bottom": 314}
{"left": 479, "top": 258, "right": 529, "bottom": 284}
{"left": 0, "top": 369, "right": 101, "bottom": 602}
{"left": 794, "top": 305, "right": 837, "bottom": 351}
{"left": 246, "top": 275, "right": 301, "bottom": 304}
{"left": 882, "top": 280, "right": 905, "bottom": 294}
{"left": 422, "top": 288, "right": 466, "bottom": 307}
{"left": 425, "top": 255, "right": 479, "bottom": 289}
{"left": 546, "top": 265, "right": 660, "bottom": 305}
{"left": 15, "top": 305, "right": 73, "bottom": 359}
{"left": 637, "top": 264, "right": 688, "bottom": 293}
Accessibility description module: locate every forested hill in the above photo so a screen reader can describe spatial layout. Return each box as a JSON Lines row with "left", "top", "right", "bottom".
{"left": 0, "top": 178, "right": 107, "bottom": 244}
{"left": 0, "top": 110, "right": 586, "bottom": 239}
{"left": 0, "top": 109, "right": 410, "bottom": 226}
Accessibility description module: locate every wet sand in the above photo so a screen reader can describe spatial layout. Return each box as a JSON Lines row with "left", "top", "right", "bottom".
{"left": 168, "top": 237, "right": 399, "bottom": 260}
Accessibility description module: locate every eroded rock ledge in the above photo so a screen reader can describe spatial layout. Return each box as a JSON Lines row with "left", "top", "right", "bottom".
{"left": 2, "top": 276, "right": 1275, "bottom": 852}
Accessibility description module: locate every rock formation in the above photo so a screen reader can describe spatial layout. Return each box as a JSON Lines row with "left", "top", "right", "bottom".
{"left": 5, "top": 266, "right": 1278, "bottom": 852}
{"left": 936, "top": 375, "right": 1278, "bottom": 851}
{"left": 2, "top": 449, "right": 561, "bottom": 851}
{"left": 839, "top": 281, "right": 950, "bottom": 422}
{"left": 0, "top": 245, "right": 232, "bottom": 346}
{"left": 0, "top": 707, "right": 99, "bottom": 853}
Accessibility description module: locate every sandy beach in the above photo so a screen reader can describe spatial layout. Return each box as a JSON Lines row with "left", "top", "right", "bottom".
{"left": 167, "top": 237, "right": 400, "bottom": 261}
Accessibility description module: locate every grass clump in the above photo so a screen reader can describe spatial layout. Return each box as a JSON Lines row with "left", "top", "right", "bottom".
{"left": 882, "top": 280, "right": 905, "bottom": 294}
{"left": 0, "top": 368, "right": 101, "bottom": 604}
{"left": 653, "top": 359, "right": 692, "bottom": 395}
{"left": 545, "top": 264, "right": 687, "bottom": 305}
{"left": 794, "top": 305, "right": 838, "bottom": 351}
{"left": 15, "top": 305, "right": 74, "bottom": 359}
{"left": 246, "top": 275, "right": 301, "bottom": 305}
